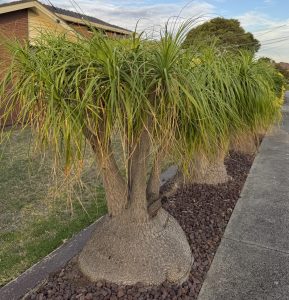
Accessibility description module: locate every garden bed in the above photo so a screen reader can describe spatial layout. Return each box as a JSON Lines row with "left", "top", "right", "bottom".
{"left": 25, "top": 150, "right": 254, "bottom": 300}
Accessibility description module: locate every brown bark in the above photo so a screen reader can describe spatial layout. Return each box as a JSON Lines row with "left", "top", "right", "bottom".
{"left": 79, "top": 127, "right": 193, "bottom": 286}
{"left": 99, "top": 149, "right": 128, "bottom": 216}
{"left": 83, "top": 127, "right": 128, "bottom": 217}
{"left": 79, "top": 208, "right": 193, "bottom": 285}
{"left": 84, "top": 123, "right": 159, "bottom": 222}
{"left": 146, "top": 154, "right": 162, "bottom": 203}
{"left": 187, "top": 151, "right": 230, "bottom": 185}
{"left": 146, "top": 157, "right": 162, "bottom": 217}
{"left": 127, "top": 128, "right": 151, "bottom": 222}
{"left": 230, "top": 133, "right": 259, "bottom": 155}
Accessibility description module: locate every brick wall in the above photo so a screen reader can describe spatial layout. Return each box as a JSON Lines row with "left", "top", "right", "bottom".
{"left": 0, "top": 9, "right": 28, "bottom": 126}
{"left": 0, "top": 9, "right": 29, "bottom": 70}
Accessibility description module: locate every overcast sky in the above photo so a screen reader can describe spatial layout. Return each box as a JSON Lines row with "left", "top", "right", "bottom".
{"left": 1, "top": 0, "right": 289, "bottom": 62}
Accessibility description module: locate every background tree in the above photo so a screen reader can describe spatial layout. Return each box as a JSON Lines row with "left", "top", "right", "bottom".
{"left": 275, "top": 62, "right": 289, "bottom": 85}
{"left": 183, "top": 17, "right": 261, "bottom": 53}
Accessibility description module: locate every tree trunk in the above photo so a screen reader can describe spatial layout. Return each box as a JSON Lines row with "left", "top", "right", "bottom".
{"left": 80, "top": 127, "right": 193, "bottom": 286}
{"left": 98, "top": 149, "right": 128, "bottom": 216}
{"left": 146, "top": 153, "right": 163, "bottom": 217}
{"left": 146, "top": 155, "right": 161, "bottom": 205}
{"left": 187, "top": 152, "right": 230, "bottom": 185}
{"left": 78, "top": 208, "right": 193, "bottom": 285}
{"left": 127, "top": 129, "right": 151, "bottom": 222}
{"left": 83, "top": 127, "right": 128, "bottom": 217}
{"left": 230, "top": 133, "right": 259, "bottom": 155}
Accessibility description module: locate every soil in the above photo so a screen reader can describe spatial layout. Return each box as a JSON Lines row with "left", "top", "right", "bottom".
{"left": 24, "top": 151, "right": 254, "bottom": 300}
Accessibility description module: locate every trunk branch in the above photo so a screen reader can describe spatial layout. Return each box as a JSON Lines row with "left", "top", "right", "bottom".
{"left": 146, "top": 152, "right": 162, "bottom": 205}
{"left": 83, "top": 127, "right": 128, "bottom": 217}
{"left": 127, "top": 128, "right": 151, "bottom": 222}
{"left": 146, "top": 152, "right": 163, "bottom": 217}
{"left": 188, "top": 151, "right": 230, "bottom": 185}
{"left": 230, "top": 133, "right": 258, "bottom": 155}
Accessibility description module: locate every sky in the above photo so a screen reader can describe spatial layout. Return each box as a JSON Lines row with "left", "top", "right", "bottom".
{"left": 2, "top": 0, "right": 289, "bottom": 62}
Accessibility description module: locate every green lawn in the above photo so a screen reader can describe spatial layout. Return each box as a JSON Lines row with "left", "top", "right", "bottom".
{"left": 0, "top": 128, "right": 107, "bottom": 287}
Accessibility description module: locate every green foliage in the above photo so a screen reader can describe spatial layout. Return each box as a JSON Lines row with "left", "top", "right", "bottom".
{"left": 175, "top": 46, "right": 281, "bottom": 170}
{"left": 0, "top": 23, "right": 281, "bottom": 177}
{"left": 177, "top": 46, "right": 241, "bottom": 157}
{"left": 183, "top": 17, "right": 261, "bottom": 53}
{"left": 231, "top": 52, "right": 281, "bottom": 133}
{"left": 0, "top": 24, "right": 234, "bottom": 172}
{"left": 0, "top": 23, "right": 282, "bottom": 284}
{"left": 258, "top": 57, "right": 275, "bottom": 64}
{"left": 272, "top": 72, "right": 285, "bottom": 99}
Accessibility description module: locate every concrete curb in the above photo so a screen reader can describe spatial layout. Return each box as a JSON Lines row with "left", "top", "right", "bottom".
{"left": 197, "top": 93, "right": 289, "bottom": 300}
{"left": 0, "top": 219, "right": 103, "bottom": 300}
{"left": 0, "top": 165, "right": 178, "bottom": 300}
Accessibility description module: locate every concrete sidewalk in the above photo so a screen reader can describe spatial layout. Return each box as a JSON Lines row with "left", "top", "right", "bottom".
{"left": 198, "top": 93, "right": 289, "bottom": 300}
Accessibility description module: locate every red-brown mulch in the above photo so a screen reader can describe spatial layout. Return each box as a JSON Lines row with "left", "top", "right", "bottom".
{"left": 25, "top": 151, "right": 254, "bottom": 300}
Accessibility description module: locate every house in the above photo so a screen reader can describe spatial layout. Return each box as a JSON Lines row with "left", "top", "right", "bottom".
{"left": 0, "top": 0, "right": 131, "bottom": 64}
{"left": 278, "top": 62, "right": 289, "bottom": 71}
{"left": 0, "top": 0, "right": 131, "bottom": 126}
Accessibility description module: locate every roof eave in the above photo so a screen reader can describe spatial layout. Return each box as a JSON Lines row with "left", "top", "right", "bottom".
{"left": 0, "top": 0, "right": 131, "bottom": 36}
{"left": 56, "top": 13, "right": 132, "bottom": 35}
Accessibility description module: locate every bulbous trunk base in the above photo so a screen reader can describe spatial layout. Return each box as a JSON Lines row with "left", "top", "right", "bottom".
{"left": 78, "top": 208, "right": 193, "bottom": 286}
{"left": 190, "top": 160, "right": 231, "bottom": 185}
{"left": 230, "top": 134, "right": 259, "bottom": 155}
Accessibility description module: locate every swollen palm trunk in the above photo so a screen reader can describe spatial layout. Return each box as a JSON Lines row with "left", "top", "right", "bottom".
{"left": 79, "top": 208, "right": 192, "bottom": 285}
{"left": 188, "top": 152, "right": 230, "bottom": 185}
{"left": 78, "top": 131, "right": 193, "bottom": 285}
{"left": 230, "top": 134, "right": 258, "bottom": 155}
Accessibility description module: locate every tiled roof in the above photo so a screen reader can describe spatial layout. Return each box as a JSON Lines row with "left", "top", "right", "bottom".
{"left": 0, "top": 0, "right": 31, "bottom": 8}
{"left": 44, "top": 4, "right": 128, "bottom": 32}
{"left": 0, "top": 0, "right": 130, "bottom": 33}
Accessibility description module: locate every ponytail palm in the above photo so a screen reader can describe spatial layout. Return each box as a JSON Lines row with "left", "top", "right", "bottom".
{"left": 229, "top": 51, "right": 282, "bottom": 154}
{"left": 176, "top": 47, "right": 242, "bottom": 185}
{"left": 0, "top": 26, "right": 227, "bottom": 285}
{"left": 176, "top": 47, "right": 282, "bottom": 185}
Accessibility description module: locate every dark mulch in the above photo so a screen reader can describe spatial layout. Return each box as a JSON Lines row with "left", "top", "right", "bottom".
{"left": 25, "top": 151, "right": 254, "bottom": 300}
